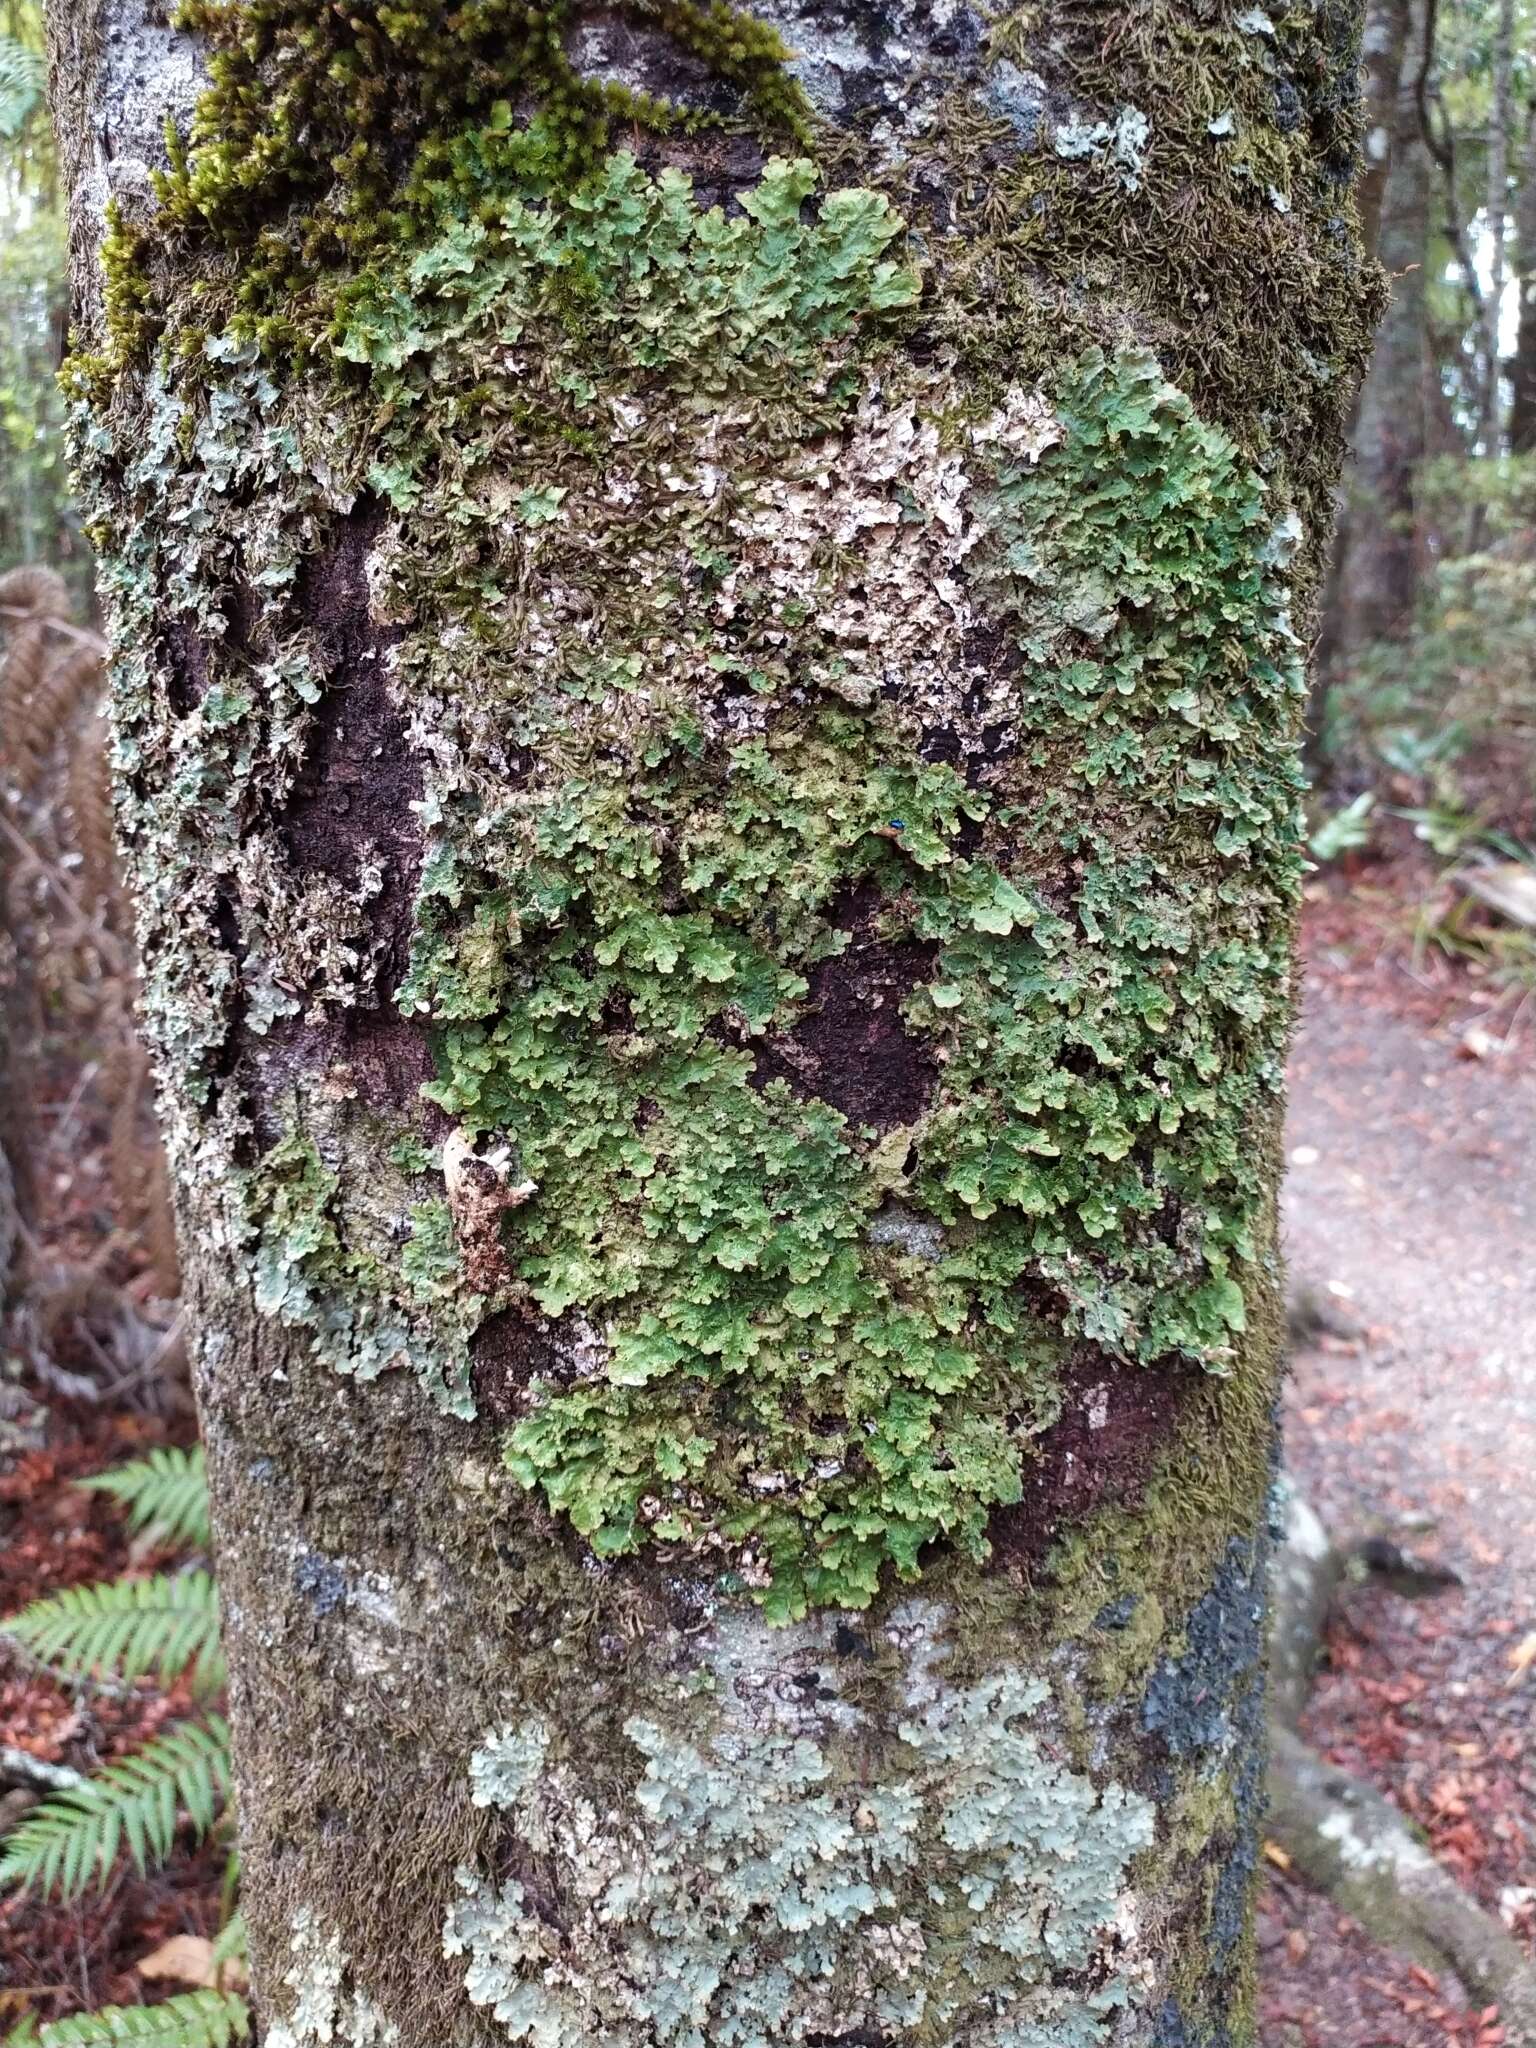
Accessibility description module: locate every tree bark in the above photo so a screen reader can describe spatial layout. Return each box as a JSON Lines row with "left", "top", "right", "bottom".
{"left": 1511, "top": 96, "right": 1536, "bottom": 455}
{"left": 1310, "top": 0, "right": 1416, "bottom": 746}
{"left": 1328, "top": 0, "right": 1432, "bottom": 669}
{"left": 1356, "top": 0, "right": 1414, "bottom": 260}
{"left": 49, "top": 4, "right": 1377, "bottom": 2044}
{"left": 1477, "top": 0, "right": 1515, "bottom": 460}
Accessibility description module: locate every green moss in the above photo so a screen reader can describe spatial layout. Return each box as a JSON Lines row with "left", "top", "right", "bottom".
{"left": 126, "top": 0, "right": 816, "bottom": 362}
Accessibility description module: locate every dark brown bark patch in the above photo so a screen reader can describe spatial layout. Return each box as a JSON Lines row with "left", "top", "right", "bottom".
{"left": 245, "top": 1008, "right": 440, "bottom": 1152}
{"left": 225, "top": 498, "right": 434, "bottom": 1130}
{"left": 751, "top": 891, "right": 938, "bottom": 1131}
{"left": 470, "top": 1307, "right": 569, "bottom": 1424}
{"left": 279, "top": 495, "right": 420, "bottom": 985}
{"left": 161, "top": 615, "right": 210, "bottom": 716}
{"left": 986, "top": 1357, "right": 1197, "bottom": 1574}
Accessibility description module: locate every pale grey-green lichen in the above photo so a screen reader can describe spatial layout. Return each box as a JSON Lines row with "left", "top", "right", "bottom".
{"left": 264, "top": 1908, "right": 400, "bottom": 2048}
{"left": 445, "top": 1663, "right": 1155, "bottom": 2046}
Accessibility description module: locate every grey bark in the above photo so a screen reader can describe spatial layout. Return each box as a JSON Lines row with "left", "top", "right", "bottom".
{"left": 1312, "top": 0, "right": 1418, "bottom": 745}
{"left": 1477, "top": 0, "right": 1515, "bottom": 460}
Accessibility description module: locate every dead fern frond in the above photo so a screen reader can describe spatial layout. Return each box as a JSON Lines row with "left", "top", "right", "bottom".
{"left": 8, "top": 643, "right": 107, "bottom": 810}
{"left": 0, "top": 565, "right": 185, "bottom": 1400}
{"left": 0, "top": 618, "right": 51, "bottom": 790}
{"left": 0, "top": 564, "right": 69, "bottom": 619}
{"left": 67, "top": 716, "right": 124, "bottom": 917}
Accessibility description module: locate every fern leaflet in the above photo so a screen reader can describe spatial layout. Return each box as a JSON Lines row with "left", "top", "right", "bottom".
{"left": 79, "top": 1448, "right": 211, "bottom": 1552}
{"left": 37, "top": 1993, "right": 249, "bottom": 2048}
{"left": 207, "top": 1913, "right": 247, "bottom": 1977}
{"left": 3, "top": 1572, "right": 224, "bottom": 1695}
{"left": 0, "top": 1717, "right": 232, "bottom": 1900}
{"left": 0, "top": 35, "right": 43, "bottom": 139}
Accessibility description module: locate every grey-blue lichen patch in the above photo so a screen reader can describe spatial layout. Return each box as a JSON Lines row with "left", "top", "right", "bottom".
{"left": 445, "top": 1663, "right": 1155, "bottom": 2046}
{"left": 1142, "top": 1539, "right": 1265, "bottom": 1767}
{"left": 1054, "top": 106, "right": 1153, "bottom": 192}
{"left": 264, "top": 1909, "right": 400, "bottom": 2048}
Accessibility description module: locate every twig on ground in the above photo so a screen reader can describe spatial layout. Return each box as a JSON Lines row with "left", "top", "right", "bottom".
{"left": 0, "top": 1743, "right": 86, "bottom": 1794}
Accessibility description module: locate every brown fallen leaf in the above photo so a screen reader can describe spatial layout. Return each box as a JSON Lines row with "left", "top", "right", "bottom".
{"left": 1262, "top": 1839, "right": 1292, "bottom": 1872}
{"left": 137, "top": 1935, "right": 219, "bottom": 1988}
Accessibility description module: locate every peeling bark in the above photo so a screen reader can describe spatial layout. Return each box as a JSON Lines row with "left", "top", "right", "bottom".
{"left": 50, "top": 2, "right": 1377, "bottom": 2042}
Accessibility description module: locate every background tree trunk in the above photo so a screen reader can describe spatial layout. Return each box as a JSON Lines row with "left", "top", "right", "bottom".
{"left": 1310, "top": 0, "right": 1417, "bottom": 751}
{"left": 50, "top": 4, "right": 1377, "bottom": 2043}
{"left": 1356, "top": 0, "right": 1415, "bottom": 261}
{"left": 1476, "top": 0, "right": 1515, "bottom": 461}
{"left": 1327, "top": 0, "right": 1432, "bottom": 686}
{"left": 1511, "top": 95, "right": 1536, "bottom": 456}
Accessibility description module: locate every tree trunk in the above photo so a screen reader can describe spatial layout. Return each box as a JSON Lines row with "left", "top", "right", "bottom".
{"left": 1477, "top": 0, "right": 1515, "bottom": 460}
{"left": 1310, "top": 0, "right": 1415, "bottom": 749}
{"left": 1356, "top": 0, "right": 1414, "bottom": 260}
{"left": 49, "top": 5, "right": 1377, "bottom": 2043}
{"left": 1511, "top": 97, "right": 1536, "bottom": 455}
{"left": 1329, "top": 0, "right": 1432, "bottom": 667}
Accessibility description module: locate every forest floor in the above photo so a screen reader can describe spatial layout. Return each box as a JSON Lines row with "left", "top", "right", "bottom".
{"left": 1, "top": 867, "right": 1532, "bottom": 2041}
{"left": 1260, "top": 873, "right": 1536, "bottom": 2048}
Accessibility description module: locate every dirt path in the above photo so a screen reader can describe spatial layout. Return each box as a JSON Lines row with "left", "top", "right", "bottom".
{"left": 1260, "top": 960, "right": 1536, "bottom": 2047}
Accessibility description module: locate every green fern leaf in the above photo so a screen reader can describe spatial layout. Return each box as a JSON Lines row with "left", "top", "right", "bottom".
{"left": 79, "top": 1448, "right": 211, "bottom": 1552}
{"left": 3, "top": 1572, "right": 224, "bottom": 1695}
{"left": 207, "top": 1912, "right": 247, "bottom": 1975}
{"left": 0, "top": 34, "right": 44, "bottom": 139}
{"left": 0, "top": 1716, "right": 232, "bottom": 1900}
{"left": 37, "top": 1992, "right": 249, "bottom": 2048}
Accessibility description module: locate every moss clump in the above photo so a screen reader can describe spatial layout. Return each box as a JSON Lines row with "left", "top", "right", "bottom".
{"left": 134, "top": 0, "right": 814, "bottom": 361}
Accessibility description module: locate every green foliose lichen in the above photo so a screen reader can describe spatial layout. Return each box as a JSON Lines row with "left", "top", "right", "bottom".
{"left": 72, "top": 0, "right": 1334, "bottom": 1623}
{"left": 389, "top": 344, "right": 1303, "bottom": 1617}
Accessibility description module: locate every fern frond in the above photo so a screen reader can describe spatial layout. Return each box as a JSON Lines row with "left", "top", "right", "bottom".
{"left": 208, "top": 1912, "right": 247, "bottom": 1977}
{"left": 79, "top": 1448, "right": 210, "bottom": 1552}
{"left": 3, "top": 1572, "right": 224, "bottom": 1694}
{"left": 0, "top": 565, "right": 68, "bottom": 618}
{"left": 0, "top": 1716, "right": 232, "bottom": 1900}
{"left": 0, "top": 37, "right": 44, "bottom": 142}
{"left": 38, "top": 1992, "right": 250, "bottom": 2048}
